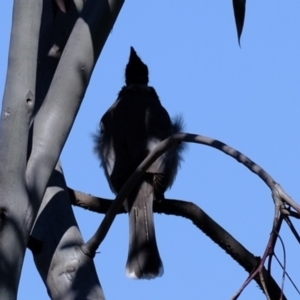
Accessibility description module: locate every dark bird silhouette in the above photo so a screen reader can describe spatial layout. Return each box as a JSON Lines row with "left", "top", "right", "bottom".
{"left": 94, "top": 47, "right": 185, "bottom": 279}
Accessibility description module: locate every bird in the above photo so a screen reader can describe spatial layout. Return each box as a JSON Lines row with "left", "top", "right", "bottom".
{"left": 94, "top": 47, "right": 185, "bottom": 279}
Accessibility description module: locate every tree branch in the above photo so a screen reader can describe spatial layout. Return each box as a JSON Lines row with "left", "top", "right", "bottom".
{"left": 29, "top": 2, "right": 106, "bottom": 299}
{"left": 31, "top": 163, "right": 105, "bottom": 300}
{"left": 83, "top": 132, "right": 300, "bottom": 259}
{"left": 26, "top": 0, "right": 124, "bottom": 216}
{"left": 69, "top": 188, "right": 286, "bottom": 300}
{"left": 75, "top": 131, "right": 298, "bottom": 299}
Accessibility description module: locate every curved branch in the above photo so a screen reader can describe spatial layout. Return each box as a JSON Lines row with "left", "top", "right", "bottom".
{"left": 76, "top": 131, "right": 297, "bottom": 299}
{"left": 68, "top": 188, "right": 286, "bottom": 300}
{"left": 84, "top": 132, "right": 300, "bottom": 257}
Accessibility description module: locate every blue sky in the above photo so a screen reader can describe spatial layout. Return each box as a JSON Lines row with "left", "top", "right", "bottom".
{"left": 1, "top": 1, "right": 300, "bottom": 299}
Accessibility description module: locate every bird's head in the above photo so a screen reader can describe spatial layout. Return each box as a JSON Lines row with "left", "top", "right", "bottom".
{"left": 125, "top": 47, "right": 149, "bottom": 86}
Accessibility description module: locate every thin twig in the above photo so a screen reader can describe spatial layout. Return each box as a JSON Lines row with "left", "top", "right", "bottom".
{"left": 276, "top": 234, "right": 286, "bottom": 300}
{"left": 231, "top": 213, "right": 284, "bottom": 300}
{"left": 284, "top": 215, "right": 300, "bottom": 244}
{"left": 274, "top": 253, "right": 300, "bottom": 296}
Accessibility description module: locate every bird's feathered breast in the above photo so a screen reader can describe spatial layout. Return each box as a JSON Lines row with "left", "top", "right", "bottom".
{"left": 98, "top": 85, "right": 173, "bottom": 192}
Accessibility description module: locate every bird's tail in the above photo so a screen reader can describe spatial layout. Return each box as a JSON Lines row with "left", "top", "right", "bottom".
{"left": 125, "top": 181, "right": 163, "bottom": 279}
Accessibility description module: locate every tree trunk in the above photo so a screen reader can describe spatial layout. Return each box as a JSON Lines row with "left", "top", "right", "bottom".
{"left": 0, "top": 0, "right": 124, "bottom": 299}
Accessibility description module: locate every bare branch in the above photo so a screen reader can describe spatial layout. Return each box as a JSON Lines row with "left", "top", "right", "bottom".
{"left": 31, "top": 163, "right": 105, "bottom": 300}
{"left": 84, "top": 132, "right": 300, "bottom": 258}
{"left": 69, "top": 188, "right": 286, "bottom": 300}
{"left": 26, "top": 0, "right": 124, "bottom": 216}
{"left": 277, "top": 234, "right": 287, "bottom": 299}
{"left": 78, "top": 131, "right": 298, "bottom": 299}
{"left": 232, "top": 214, "right": 285, "bottom": 300}
{"left": 273, "top": 253, "right": 300, "bottom": 297}
{"left": 28, "top": 2, "right": 112, "bottom": 298}
{"left": 34, "top": 0, "right": 83, "bottom": 114}
{"left": 284, "top": 216, "right": 300, "bottom": 244}
{"left": 68, "top": 188, "right": 117, "bottom": 213}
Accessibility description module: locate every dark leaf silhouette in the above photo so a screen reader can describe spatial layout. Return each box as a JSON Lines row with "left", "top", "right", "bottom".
{"left": 232, "top": 0, "right": 246, "bottom": 45}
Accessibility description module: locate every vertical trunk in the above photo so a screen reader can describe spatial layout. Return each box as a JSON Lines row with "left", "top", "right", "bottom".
{"left": 0, "top": 1, "right": 42, "bottom": 299}
{"left": 0, "top": 0, "right": 124, "bottom": 298}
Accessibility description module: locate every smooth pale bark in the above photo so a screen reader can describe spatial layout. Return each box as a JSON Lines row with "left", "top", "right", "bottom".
{"left": 0, "top": 0, "right": 123, "bottom": 298}
{"left": 31, "top": 1, "right": 123, "bottom": 298}
{"left": 26, "top": 0, "right": 124, "bottom": 217}
{"left": 0, "top": 1, "right": 42, "bottom": 299}
{"left": 32, "top": 163, "right": 105, "bottom": 300}
{"left": 31, "top": 2, "right": 105, "bottom": 298}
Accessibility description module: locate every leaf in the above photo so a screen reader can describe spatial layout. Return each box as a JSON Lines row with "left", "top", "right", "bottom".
{"left": 232, "top": 0, "right": 246, "bottom": 45}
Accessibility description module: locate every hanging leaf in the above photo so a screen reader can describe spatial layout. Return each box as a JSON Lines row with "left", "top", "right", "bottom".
{"left": 232, "top": 0, "right": 246, "bottom": 45}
